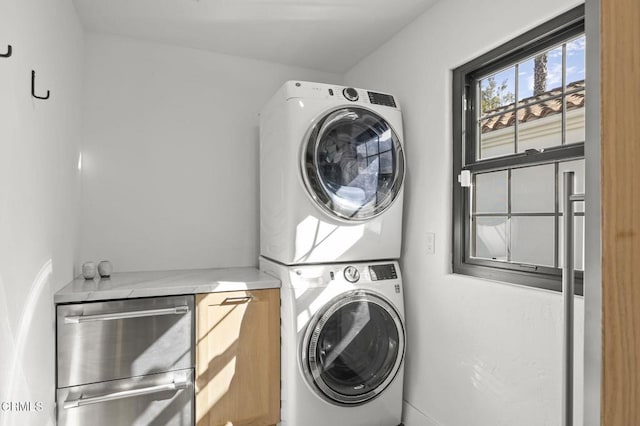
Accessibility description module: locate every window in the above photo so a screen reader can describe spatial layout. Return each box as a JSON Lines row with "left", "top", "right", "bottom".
{"left": 452, "top": 5, "right": 585, "bottom": 294}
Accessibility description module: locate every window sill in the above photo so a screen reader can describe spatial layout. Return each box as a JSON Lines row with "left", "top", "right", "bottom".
{"left": 452, "top": 262, "right": 584, "bottom": 296}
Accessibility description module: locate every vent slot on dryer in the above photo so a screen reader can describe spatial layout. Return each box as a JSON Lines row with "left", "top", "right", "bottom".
{"left": 368, "top": 91, "right": 396, "bottom": 107}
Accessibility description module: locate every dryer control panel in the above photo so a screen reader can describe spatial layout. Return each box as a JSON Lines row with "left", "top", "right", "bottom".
{"left": 281, "top": 81, "right": 400, "bottom": 110}
{"left": 369, "top": 264, "right": 397, "bottom": 281}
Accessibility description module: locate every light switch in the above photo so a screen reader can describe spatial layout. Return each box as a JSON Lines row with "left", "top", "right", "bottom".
{"left": 426, "top": 232, "right": 435, "bottom": 255}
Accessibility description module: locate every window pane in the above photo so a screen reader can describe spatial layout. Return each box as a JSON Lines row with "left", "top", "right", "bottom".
{"left": 511, "top": 164, "right": 555, "bottom": 213}
{"left": 518, "top": 45, "right": 563, "bottom": 102}
{"left": 558, "top": 159, "right": 585, "bottom": 213}
{"left": 473, "top": 217, "right": 508, "bottom": 261}
{"left": 566, "top": 90, "right": 585, "bottom": 144}
{"left": 565, "top": 35, "right": 586, "bottom": 86}
{"left": 511, "top": 216, "right": 555, "bottom": 266}
{"left": 558, "top": 215, "right": 584, "bottom": 271}
{"left": 479, "top": 117, "right": 515, "bottom": 159}
{"left": 480, "top": 67, "right": 516, "bottom": 115}
{"left": 517, "top": 59, "right": 534, "bottom": 100}
{"left": 516, "top": 98, "right": 563, "bottom": 152}
{"left": 474, "top": 171, "right": 508, "bottom": 214}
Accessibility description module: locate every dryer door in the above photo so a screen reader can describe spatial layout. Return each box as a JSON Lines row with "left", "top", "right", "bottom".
{"left": 301, "top": 107, "right": 405, "bottom": 221}
{"left": 303, "top": 290, "right": 405, "bottom": 405}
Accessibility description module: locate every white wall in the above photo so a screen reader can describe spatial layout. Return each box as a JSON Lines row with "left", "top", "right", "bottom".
{"left": 344, "top": 1, "right": 584, "bottom": 425}
{"left": 0, "top": 1, "right": 84, "bottom": 425}
{"left": 79, "top": 33, "right": 342, "bottom": 273}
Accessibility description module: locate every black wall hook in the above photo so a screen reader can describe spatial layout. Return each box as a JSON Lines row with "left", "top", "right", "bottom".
{"left": 31, "top": 70, "right": 50, "bottom": 100}
{"left": 0, "top": 45, "right": 11, "bottom": 58}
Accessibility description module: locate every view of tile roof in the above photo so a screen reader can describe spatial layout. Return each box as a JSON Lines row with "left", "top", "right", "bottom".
{"left": 481, "top": 80, "right": 585, "bottom": 133}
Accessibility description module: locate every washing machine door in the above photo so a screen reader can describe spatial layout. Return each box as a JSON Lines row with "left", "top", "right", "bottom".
{"left": 301, "top": 107, "right": 405, "bottom": 221}
{"left": 303, "top": 290, "right": 405, "bottom": 405}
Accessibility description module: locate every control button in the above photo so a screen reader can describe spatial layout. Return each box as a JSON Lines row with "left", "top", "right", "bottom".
{"left": 344, "top": 266, "right": 360, "bottom": 283}
{"left": 343, "top": 87, "right": 359, "bottom": 101}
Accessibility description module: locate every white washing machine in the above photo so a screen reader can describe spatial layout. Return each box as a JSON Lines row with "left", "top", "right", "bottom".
{"left": 260, "top": 81, "right": 406, "bottom": 265}
{"left": 260, "top": 256, "right": 406, "bottom": 426}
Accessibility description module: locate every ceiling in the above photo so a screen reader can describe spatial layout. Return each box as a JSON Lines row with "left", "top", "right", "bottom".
{"left": 72, "top": 0, "right": 439, "bottom": 73}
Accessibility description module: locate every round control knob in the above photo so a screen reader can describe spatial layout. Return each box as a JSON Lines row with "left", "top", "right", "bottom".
{"left": 344, "top": 266, "right": 360, "bottom": 283}
{"left": 343, "top": 87, "right": 359, "bottom": 102}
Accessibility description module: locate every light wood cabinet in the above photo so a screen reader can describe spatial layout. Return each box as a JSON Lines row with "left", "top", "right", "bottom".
{"left": 601, "top": 0, "right": 640, "bottom": 424}
{"left": 195, "top": 289, "right": 280, "bottom": 426}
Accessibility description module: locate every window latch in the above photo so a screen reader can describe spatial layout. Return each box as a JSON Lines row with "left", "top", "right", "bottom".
{"left": 458, "top": 170, "right": 472, "bottom": 187}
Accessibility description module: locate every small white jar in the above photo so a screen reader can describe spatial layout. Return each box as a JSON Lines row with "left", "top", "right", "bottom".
{"left": 98, "top": 261, "right": 113, "bottom": 278}
{"left": 82, "top": 261, "right": 96, "bottom": 280}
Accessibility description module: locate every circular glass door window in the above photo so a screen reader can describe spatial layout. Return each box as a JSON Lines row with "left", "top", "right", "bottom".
{"left": 303, "top": 291, "right": 405, "bottom": 405}
{"left": 301, "top": 107, "right": 405, "bottom": 221}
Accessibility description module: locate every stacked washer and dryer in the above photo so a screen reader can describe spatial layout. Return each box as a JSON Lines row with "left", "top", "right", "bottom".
{"left": 259, "top": 81, "right": 406, "bottom": 426}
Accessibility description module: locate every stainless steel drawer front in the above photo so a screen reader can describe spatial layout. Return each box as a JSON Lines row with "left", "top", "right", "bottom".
{"left": 57, "top": 369, "right": 193, "bottom": 426}
{"left": 57, "top": 295, "right": 194, "bottom": 388}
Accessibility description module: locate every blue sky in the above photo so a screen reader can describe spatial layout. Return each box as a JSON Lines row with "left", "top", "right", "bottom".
{"left": 481, "top": 34, "right": 585, "bottom": 108}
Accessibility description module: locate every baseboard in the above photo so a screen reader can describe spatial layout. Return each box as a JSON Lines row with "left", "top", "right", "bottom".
{"left": 402, "top": 400, "right": 441, "bottom": 426}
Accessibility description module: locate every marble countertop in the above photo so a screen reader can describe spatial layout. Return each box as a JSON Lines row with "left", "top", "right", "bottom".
{"left": 54, "top": 267, "right": 280, "bottom": 303}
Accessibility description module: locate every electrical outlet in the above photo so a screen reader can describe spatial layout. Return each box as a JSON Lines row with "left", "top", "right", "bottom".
{"left": 426, "top": 232, "right": 435, "bottom": 255}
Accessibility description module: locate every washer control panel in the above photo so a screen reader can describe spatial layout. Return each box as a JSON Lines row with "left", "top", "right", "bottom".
{"left": 369, "top": 264, "right": 397, "bottom": 281}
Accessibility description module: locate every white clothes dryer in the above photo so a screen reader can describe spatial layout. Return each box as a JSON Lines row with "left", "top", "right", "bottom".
{"left": 260, "top": 256, "right": 405, "bottom": 426}
{"left": 260, "top": 81, "right": 406, "bottom": 265}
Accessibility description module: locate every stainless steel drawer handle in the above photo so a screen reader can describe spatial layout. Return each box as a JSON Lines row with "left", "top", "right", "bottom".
{"left": 64, "top": 305, "right": 189, "bottom": 324}
{"left": 222, "top": 296, "right": 254, "bottom": 305}
{"left": 63, "top": 379, "right": 189, "bottom": 409}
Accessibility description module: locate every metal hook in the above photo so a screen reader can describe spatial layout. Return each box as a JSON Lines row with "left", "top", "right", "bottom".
{"left": 31, "top": 70, "right": 50, "bottom": 100}
{"left": 0, "top": 45, "right": 11, "bottom": 58}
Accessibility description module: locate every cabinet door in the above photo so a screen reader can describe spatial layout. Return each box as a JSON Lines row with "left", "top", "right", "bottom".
{"left": 196, "top": 289, "right": 280, "bottom": 426}
{"left": 601, "top": 0, "right": 640, "bottom": 424}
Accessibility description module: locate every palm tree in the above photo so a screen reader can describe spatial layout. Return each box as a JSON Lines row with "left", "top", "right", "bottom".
{"left": 533, "top": 53, "right": 548, "bottom": 96}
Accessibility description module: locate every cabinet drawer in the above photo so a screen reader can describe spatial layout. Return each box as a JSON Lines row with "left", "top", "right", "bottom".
{"left": 57, "top": 295, "right": 194, "bottom": 388}
{"left": 57, "top": 369, "right": 193, "bottom": 426}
